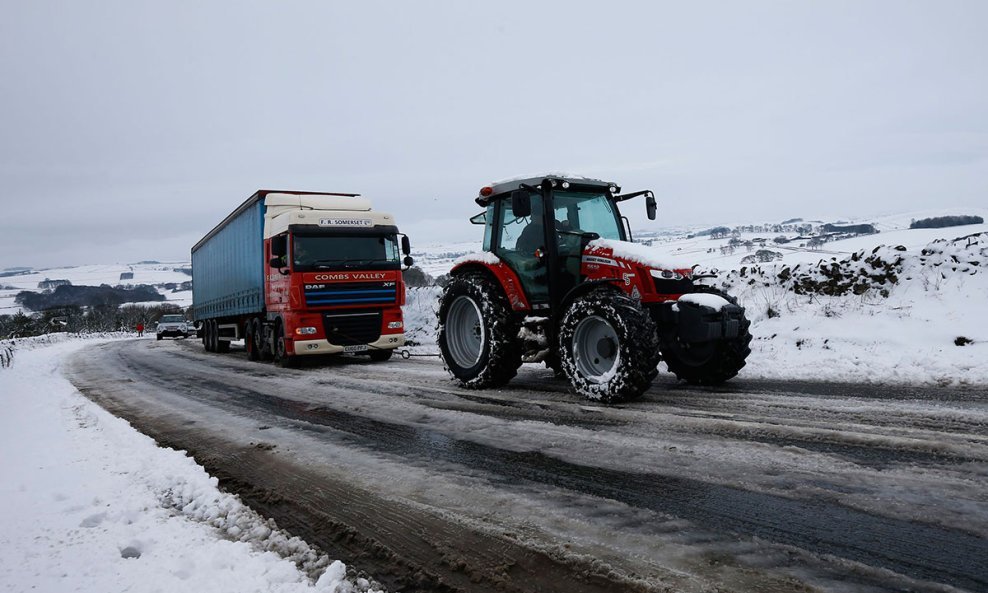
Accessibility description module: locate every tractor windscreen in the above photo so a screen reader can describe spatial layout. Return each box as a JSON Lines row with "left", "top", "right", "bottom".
{"left": 551, "top": 192, "right": 623, "bottom": 240}
{"left": 292, "top": 235, "right": 400, "bottom": 271}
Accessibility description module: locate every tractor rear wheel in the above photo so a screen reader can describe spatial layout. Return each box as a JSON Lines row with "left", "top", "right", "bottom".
{"left": 660, "top": 286, "right": 752, "bottom": 385}
{"left": 438, "top": 272, "right": 522, "bottom": 388}
{"left": 559, "top": 288, "right": 661, "bottom": 403}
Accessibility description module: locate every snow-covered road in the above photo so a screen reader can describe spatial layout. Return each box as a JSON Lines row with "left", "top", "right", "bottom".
{"left": 60, "top": 338, "right": 988, "bottom": 593}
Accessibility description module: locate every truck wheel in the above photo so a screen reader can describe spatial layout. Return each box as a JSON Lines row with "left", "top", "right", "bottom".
{"left": 204, "top": 320, "right": 216, "bottom": 352}
{"left": 259, "top": 321, "right": 275, "bottom": 362}
{"left": 558, "top": 288, "right": 660, "bottom": 403}
{"left": 369, "top": 349, "right": 393, "bottom": 362}
{"left": 660, "top": 286, "right": 752, "bottom": 385}
{"left": 245, "top": 319, "right": 260, "bottom": 361}
{"left": 438, "top": 272, "right": 522, "bottom": 389}
{"left": 273, "top": 321, "right": 298, "bottom": 368}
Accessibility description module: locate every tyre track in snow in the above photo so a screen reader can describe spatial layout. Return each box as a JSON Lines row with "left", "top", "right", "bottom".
{"left": 67, "top": 340, "right": 988, "bottom": 593}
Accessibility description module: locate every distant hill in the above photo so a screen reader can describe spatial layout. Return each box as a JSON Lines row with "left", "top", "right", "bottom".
{"left": 16, "top": 284, "right": 165, "bottom": 311}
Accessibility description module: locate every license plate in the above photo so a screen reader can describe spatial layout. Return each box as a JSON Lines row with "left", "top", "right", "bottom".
{"left": 343, "top": 345, "right": 369, "bottom": 353}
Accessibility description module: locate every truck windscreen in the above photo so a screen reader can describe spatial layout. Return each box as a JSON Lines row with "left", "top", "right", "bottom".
{"left": 292, "top": 235, "right": 400, "bottom": 271}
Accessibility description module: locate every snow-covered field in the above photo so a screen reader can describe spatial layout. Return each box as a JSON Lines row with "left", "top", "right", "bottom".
{"left": 0, "top": 336, "right": 382, "bottom": 593}
{"left": 0, "top": 262, "right": 193, "bottom": 315}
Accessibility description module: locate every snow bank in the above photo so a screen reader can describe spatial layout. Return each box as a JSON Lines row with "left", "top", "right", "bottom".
{"left": 0, "top": 339, "right": 384, "bottom": 593}
{"left": 715, "top": 233, "right": 988, "bottom": 386}
{"left": 403, "top": 287, "right": 441, "bottom": 351}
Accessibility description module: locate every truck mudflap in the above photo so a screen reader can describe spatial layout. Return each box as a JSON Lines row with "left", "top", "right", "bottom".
{"left": 656, "top": 297, "right": 744, "bottom": 343}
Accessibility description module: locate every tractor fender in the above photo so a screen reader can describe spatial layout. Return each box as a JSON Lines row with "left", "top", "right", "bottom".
{"left": 450, "top": 260, "right": 531, "bottom": 312}
{"left": 558, "top": 278, "right": 623, "bottom": 317}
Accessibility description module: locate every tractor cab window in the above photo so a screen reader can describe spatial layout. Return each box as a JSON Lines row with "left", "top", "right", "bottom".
{"left": 551, "top": 192, "right": 623, "bottom": 245}
{"left": 495, "top": 194, "right": 549, "bottom": 302}
{"left": 497, "top": 194, "right": 544, "bottom": 254}
{"left": 481, "top": 204, "right": 494, "bottom": 251}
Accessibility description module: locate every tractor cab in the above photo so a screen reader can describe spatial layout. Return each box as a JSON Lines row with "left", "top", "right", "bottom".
{"left": 473, "top": 175, "right": 657, "bottom": 312}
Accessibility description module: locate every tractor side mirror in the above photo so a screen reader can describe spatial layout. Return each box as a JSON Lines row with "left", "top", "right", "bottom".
{"left": 401, "top": 235, "right": 411, "bottom": 256}
{"left": 646, "top": 194, "right": 657, "bottom": 220}
{"left": 511, "top": 190, "right": 531, "bottom": 218}
{"left": 403, "top": 256, "right": 414, "bottom": 268}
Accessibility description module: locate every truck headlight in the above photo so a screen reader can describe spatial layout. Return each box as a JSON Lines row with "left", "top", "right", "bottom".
{"left": 387, "top": 321, "right": 403, "bottom": 329}
{"left": 295, "top": 327, "right": 318, "bottom": 335}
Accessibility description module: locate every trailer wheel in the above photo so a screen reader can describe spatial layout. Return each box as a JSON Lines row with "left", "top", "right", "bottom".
{"left": 438, "top": 272, "right": 522, "bottom": 388}
{"left": 369, "top": 349, "right": 393, "bottom": 362}
{"left": 273, "top": 320, "right": 298, "bottom": 368}
{"left": 559, "top": 288, "right": 660, "bottom": 403}
{"left": 660, "top": 286, "right": 752, "bottom": 385}
{"left": 245, "top": 319, "right": 260, "bottom": 361}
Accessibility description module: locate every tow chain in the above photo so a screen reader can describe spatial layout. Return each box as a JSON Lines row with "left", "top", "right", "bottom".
{"left": 397, "top": 349, "right": 441, "bottom": 359}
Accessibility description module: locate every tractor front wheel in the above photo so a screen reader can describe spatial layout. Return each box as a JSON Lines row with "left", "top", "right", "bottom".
{"left": 559, "top": 289, "right": 661, "bottom": 403}
{"left": 438, "top": 273, "right": 522, "bottom": 388}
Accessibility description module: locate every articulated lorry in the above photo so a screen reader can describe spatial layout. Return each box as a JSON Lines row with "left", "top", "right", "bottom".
{"left": 191, "top": 190, "right": 412, "bottom": 366}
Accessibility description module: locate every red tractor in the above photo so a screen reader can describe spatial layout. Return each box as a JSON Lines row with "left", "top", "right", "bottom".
{"left": 437, "top": 175, "right": 752, "bottom": 403}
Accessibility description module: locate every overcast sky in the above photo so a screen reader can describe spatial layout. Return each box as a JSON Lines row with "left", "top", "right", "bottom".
{"left": 1, "top": 1, "right": 986, "bottom": 268}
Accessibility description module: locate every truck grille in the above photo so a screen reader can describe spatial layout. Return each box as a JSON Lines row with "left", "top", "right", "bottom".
{"left": 322, "top": 311, "right": 382, "bottom": 346}
{"left": 304, "top": 281, "right": 397, "bottom": 307}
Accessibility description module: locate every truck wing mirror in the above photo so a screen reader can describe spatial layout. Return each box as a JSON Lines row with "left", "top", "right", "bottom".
{"left": 511, "top": 190, "right": 531, "bottom": 218}
{"left": 403, "top": 256, "right": 414, "bottom": 268}
{"left": 271, "top": 235, "right": 287, "bottom": 257}
{"left": 269, "top": 257, "right": 290, "bottom": 273}
{"left": 646, "top": 194, "right": 657, "bottom": 221}
{"left": 401, "top": 235, "right": 411, "bottom": 256}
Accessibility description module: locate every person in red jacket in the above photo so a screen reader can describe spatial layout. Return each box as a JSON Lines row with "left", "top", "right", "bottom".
{"left": 136, "top": 323, "right": 145, "bottom": 337}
